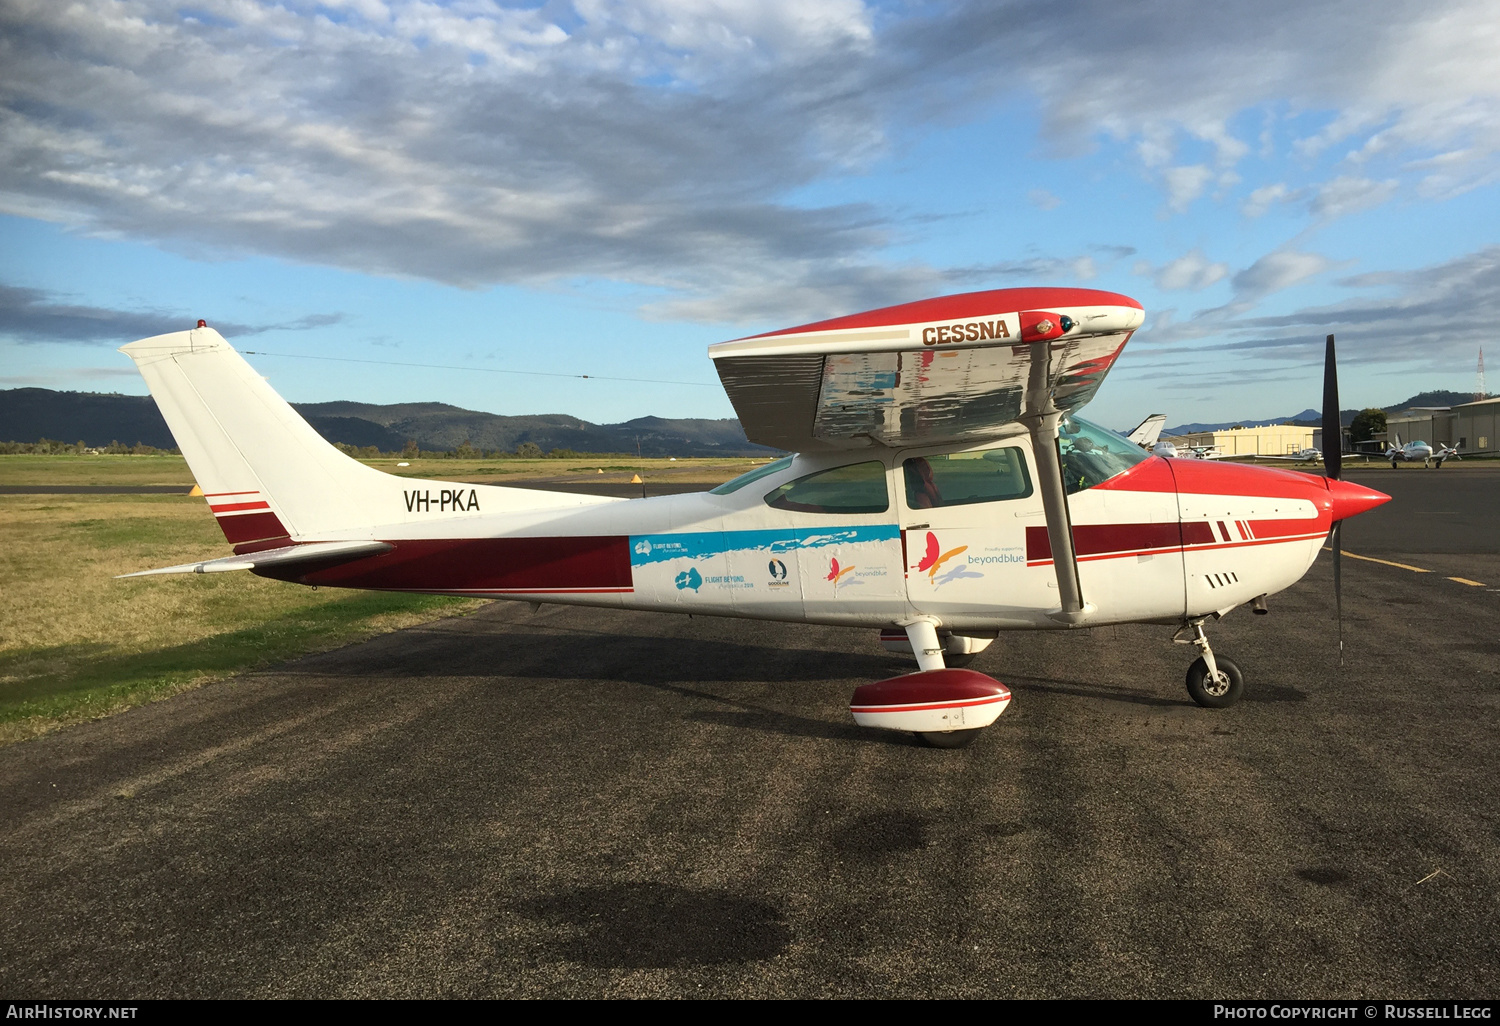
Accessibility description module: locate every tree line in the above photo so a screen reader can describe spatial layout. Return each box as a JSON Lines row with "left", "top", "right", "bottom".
{"left": 1, "top": 437, "right": 631, "bottom": 459}
{"left": 0, "top": 439, "right": 180, "bottom": 455}
{"left": 333, "top": 440, "right": 632, "bottom": 460}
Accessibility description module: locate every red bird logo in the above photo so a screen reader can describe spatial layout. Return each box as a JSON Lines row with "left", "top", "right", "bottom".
{"left": 915, "top": 531, "right": 967, "bottom": 579}
{"left": 827, "top": 558, "right": 855, "bottom": 585}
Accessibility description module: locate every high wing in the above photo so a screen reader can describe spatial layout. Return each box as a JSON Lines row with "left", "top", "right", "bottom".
{"left": 709, "top": 288, "right": 1144, "bottom": 452}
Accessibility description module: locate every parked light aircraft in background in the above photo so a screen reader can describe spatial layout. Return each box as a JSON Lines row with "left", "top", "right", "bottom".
{"left": 118, "top": 289, "right": 1388, "bottom": 748}
{"left": 1150, "top": 440, "right": 1228, "bottom": 459}
{"left": 1383, "top": 435, "right": 1458, "bottom": 468}
{"left": 1261, "top": 448, "right": 1324, "bottom": 464}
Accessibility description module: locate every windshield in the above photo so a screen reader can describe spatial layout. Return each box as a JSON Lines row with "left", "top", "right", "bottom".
{"left": 710, "top": 456, "right": 794, "bottom": 495}
{"left": 764, "top": 461, "right": 889, "bottom": 514}
{"left": 1059, "top": 416, "right": 1149, "bottom": 494}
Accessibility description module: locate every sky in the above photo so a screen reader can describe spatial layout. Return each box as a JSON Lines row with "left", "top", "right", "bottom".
{"left": 2, "top": 0, "right": 1498, "bottom": 431}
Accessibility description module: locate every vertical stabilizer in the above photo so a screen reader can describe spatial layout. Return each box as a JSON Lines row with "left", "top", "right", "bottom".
{"left": 1126, "top": 414, "right": 1167, "bottom": 447}
{"left": 121, "top": 327, "right": 402, "bottom": 542}
{"left": 121, "top": 326, "right": 613, "bottom": 545}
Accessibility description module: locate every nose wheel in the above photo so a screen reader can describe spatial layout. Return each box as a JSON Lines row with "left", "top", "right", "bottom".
{"left": 1186, "top": 654, "right": 1243, "bottom": 708}
{"left": 1175, "top": 619, "right": 1244, "bottom": 708}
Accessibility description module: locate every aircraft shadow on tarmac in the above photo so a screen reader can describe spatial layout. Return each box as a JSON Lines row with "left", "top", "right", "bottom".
{"left": 325, "top": 629, "right": 908, "bottom": 685}
{"left": 515, "top": 882, "right": 793, "bottom": 970}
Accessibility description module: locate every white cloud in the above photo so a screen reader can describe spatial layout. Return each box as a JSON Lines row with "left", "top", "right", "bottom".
{"left": 1, "top": 0, "right": 1498, "bottom": 322}
{"left": 1152, "top": 250, "right": 1229, "bottom": 292}
{"left": 1028, "top": 189, "right": 1062, "bottom": 210}
{"left": 1242, "top": 183, "right": 1295, "bottom": 218}
{"left": 1310, "top": 176, "right": 1399, "bottom": 218}
{"left": 1162, "top": 165, "right": 1213, "bottom": 213}
{"left": 1232, "top": 251, "right": 1334, "bottom": 298}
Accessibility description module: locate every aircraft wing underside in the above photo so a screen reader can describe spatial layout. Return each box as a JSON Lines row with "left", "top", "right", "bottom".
{"left": 709, "top": 288, "right": 1143, "bottom": 452}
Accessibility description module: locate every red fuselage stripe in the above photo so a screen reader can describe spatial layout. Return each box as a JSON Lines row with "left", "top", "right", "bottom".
{"left": 211, "top": 501, "right": 272, "bottom": 514}
{"left": 1024, "top": 519, "right": 1325, "bottom": 567}
{"left": 214, "top": 511, "right": 290, "bottom": 545}
{"left": 852, "top": 695, "right": 1011, "bottom": 713}
{"left": 284, "top": 535, "right": 635, "bottom": 592}
{"left": 204, "top": 490, "right": 261, "bottom": 498}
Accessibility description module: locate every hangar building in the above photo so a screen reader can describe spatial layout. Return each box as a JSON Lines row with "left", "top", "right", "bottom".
{"left": 1173, "top": 423, "right": 1316, "bottom": 456}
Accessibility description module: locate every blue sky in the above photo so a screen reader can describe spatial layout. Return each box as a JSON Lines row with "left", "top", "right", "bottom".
{"left": 2, "top": 0, "right": 1498, "bottom": 430}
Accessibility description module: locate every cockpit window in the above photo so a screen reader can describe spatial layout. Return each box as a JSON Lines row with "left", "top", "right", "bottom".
{"left": 764, "top": 460, "right": 889, "bottom": 514}
{"left": 710, "top": 456, "right": 794, "bottom": 495}
{"left": 904, "top": 448, "right": 1033, "bottom": 509}
{"left": 1059, "top": 416, "right": 1149, "bottom": 494}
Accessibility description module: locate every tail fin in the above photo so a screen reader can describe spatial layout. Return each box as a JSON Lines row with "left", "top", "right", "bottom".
{"left": 121, "top": 326, "right": 613, "bottom": 545}
{"left": 1125, "top": 414, "right": 1166, "bottom": 447}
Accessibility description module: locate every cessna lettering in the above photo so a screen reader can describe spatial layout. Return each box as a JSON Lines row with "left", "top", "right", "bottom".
{"left": 404, "top": 488, "right": 481, "bottom": 513}
{"left": 922, "top": 319, "right": 1011, "bottom": 345}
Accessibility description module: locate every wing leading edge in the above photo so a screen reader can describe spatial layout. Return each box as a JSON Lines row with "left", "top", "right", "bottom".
{"left": 710, "top": 287, "right": 1143, "bottom": 453}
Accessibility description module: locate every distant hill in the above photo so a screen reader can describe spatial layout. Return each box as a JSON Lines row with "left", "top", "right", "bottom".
{"left": 1165, "top": 391, "right": 1482, "bottom": 436}
{"left": 0, "top": 388, "right": 780, "bottom": 457}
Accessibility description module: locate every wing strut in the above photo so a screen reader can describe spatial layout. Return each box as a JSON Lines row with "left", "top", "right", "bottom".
{"left": 1019, "top": 341, "right": 1089, "bottom": 625}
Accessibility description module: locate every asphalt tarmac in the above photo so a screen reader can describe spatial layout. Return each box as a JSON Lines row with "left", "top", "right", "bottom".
{"left": 2, "top": 467, "right": 1497, "bottom": 998}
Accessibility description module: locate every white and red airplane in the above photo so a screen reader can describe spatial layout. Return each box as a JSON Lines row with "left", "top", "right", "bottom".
{"left": 1383, "top": 435, "right": 1460, "bottom": 468}
{"left": 118, "top": 289, "right": 1389, "bottom": 747}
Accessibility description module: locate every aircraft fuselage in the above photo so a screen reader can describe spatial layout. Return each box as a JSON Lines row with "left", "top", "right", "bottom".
{"left": 262, "top": 433, "right": 1384, "bottom": 633}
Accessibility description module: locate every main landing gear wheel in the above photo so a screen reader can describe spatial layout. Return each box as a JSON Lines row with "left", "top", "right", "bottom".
{"left": 915, "top": 728, "right": 984, "bottom": 749}
{"left": 1186, "top": 655, "right": 1244, "bottom": 709}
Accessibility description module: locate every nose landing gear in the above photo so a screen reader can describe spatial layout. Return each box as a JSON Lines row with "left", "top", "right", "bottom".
{"left": 1175, "top": 619, "right": 1244, "bottom": 708}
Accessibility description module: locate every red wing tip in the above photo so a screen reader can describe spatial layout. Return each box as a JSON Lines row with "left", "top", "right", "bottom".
{"left": 738, "top": 287, "right": 1142, "bottom": 340}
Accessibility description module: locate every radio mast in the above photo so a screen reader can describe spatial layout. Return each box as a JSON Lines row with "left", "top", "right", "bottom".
{"left": 1480, "top": 347, "right": 1488, "bottom": 401}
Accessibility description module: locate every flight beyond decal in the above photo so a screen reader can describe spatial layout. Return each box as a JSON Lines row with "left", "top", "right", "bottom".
{"left": 628, "top": 526, "right": 899, "bottom": 566}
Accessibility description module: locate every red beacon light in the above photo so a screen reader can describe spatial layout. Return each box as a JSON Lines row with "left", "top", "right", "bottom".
{"left": 196, "top": 319, "right": 207, "bottom": 328}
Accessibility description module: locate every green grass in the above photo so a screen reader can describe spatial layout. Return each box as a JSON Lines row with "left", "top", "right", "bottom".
{"left": 0, "top": 491, "right": 480, "bottom": 744}
{"left": 0, "top": 453, "right": 196, "bottom": 486}
{"left": 0, "top": 590, "right": 468, "bottom": 730}
{"left": 0, "top": 452, "right": 761, "bottom": 743}
{"left": 0, "top": 452, "right": 770, "bottom": 487}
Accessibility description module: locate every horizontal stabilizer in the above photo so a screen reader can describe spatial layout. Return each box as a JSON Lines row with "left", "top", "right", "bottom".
{"left": 117, "top": 540, "right": 393, "bottom": 578}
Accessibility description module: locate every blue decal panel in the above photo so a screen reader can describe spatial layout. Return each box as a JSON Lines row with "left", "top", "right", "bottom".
{"left": 629, "top": 526, "right": 900, "bottom": 566}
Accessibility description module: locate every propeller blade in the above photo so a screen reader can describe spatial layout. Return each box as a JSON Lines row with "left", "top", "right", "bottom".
{"left": 1331, "top": 519, "right": 1343, "bottom": 664}
{"left": 1323, "top": 333, "right": 1342, "bottom": 482}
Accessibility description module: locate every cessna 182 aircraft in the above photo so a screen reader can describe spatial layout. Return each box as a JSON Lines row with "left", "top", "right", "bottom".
{"left": 118, "top": 288, "right": 1389, "bottom": 747}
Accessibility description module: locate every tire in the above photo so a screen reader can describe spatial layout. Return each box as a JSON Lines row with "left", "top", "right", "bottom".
{"left": 915, "top": 728, "right": 984, "bottom": 749}
{"left": 1185, "top": 655, "right": 1243, "bottom": 709}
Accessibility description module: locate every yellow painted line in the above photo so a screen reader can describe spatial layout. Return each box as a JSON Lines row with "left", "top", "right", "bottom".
{"left": 1325, "top": 548, "right": 1431, "bottom": 573}
{"left": 1323, "top": 547, "right": 1487, "bottom": 586}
